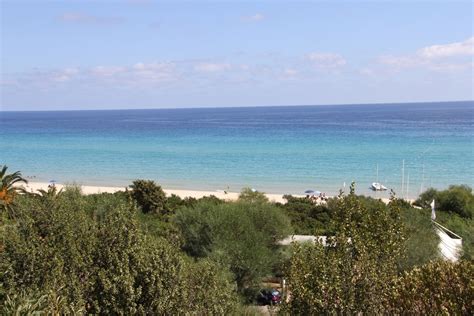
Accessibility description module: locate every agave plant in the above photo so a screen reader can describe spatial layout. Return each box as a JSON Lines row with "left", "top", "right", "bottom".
{"left": 0, "top": 165, "right": 27, "bottom": 216}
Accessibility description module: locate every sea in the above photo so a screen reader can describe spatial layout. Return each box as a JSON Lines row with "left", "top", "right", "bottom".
{"left": 1, "top": 101, "right": 473, "bottom": 198}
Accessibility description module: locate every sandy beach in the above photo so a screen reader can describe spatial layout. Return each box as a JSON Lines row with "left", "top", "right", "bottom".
{"left": 19, "top": 182, "right": 405, "bottom": 205}
{"left": 21, "top": 182, "right": 292, "bottom": 204}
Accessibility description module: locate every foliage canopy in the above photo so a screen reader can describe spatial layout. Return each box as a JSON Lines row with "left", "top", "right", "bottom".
{"left": 1, "top": 187, "right": 237, "bottom": 314}
{"left": 175, "top": 198, "right": 292, "bottom": 295}
{"left": 129, "top": 179, "right": 167, "bottom": 215}
{"left": 284, "top": 184, "right": 405, "bottom": 314}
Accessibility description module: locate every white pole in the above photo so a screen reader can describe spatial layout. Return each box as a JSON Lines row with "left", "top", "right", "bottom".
{"left": 420, "top": 163, "right": 425, "bottom": 194}
{"left": 406, "top": 173, "right": 410, "bottom": 200}
{"left": 401, "top": 159, "right": 405, "bottom": 196}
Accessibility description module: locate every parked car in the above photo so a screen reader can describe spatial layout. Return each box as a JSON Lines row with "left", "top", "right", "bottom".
{"left": 257, "top": 288, "right": 281, "bottom": 305}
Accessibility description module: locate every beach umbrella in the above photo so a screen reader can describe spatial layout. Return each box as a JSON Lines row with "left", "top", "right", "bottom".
{"left": 304, "top": 189, "right": 322, "bottom": 196}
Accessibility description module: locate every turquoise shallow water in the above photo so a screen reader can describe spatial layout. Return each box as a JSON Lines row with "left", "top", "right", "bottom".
{"left": 1, "top": 101, "right": 473, "bottom": 198}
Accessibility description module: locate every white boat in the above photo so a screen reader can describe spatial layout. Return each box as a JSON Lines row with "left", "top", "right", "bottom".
{"left": 371, "top": 164, "right": 388, "bottom": 191}
{"left": 371, "top": 182, "right": 387, "bottom": 191}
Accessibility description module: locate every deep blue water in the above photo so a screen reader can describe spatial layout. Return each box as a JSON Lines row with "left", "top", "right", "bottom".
{"left": 1, "top": 101, "right": 473, "bottom": 197}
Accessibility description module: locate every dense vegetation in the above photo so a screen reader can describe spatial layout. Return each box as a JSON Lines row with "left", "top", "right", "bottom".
{"left": 1, "top": 188, "right": 237, "bottom": 314}
{"left": 415, "top": 185, "right": 474, "bottom": 219}
{"left": 284, "top": 185, "right": 405, "bottom": 314}
{"left": 415, "top": 185, "right": 474, "bottom": 260}
{"left": 175, "top": 191, "right": 292, "bottom": 296}
{"left": 1, "top": 165, "right": 472, "bottom": 314}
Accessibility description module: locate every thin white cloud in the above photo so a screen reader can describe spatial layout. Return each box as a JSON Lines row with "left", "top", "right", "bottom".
{"left": 280, "top": 68, "right": 299, "bottom": 80}
{"left": 8, "top": 62, "right": 178, "bottom": 88}
{"left": 306, "top": 52, "right": 347, "bottom": 68}
{"left": 131, "top": 62, "right": 177, "bottom": 82}
{"left": 242, "top": 13, "right": 265, "bottom": 22}
{"left": 418, "top": 37, "right": 474, "bottom": 59}
{"left": 358, "top": 68, "right": 375, "bottom": 77}
{"left": 194, "top": 63, "right": 232, "bottom": 73}
{"left": 377, "top": 37, "right": 474, "bottom": 73}
{"left": 427, "top": 61, "right": 474, "bottom": 72}
{"left": 90, "top": 62, "right": 178, "bottom": 83}
{"left": 3, "top": 53, "right": 351, "bottom": 91}
{"left": 91, "top": 66, "right": 126, "bottom": 77}
{"left": 377, "top": 55, "right": 423, "bottom": 68}
{"left": 59, "top": 12, "right": 124, "bottom": 25}
{"left": 51, "top": 68, "right": 80, "bottom": 82}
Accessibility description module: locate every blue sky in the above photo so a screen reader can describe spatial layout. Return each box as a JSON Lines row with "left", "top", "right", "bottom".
{"left": 1, "top": 0, "right": 473, "bottom": 110}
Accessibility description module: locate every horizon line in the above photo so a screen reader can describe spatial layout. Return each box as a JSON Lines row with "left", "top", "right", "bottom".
{"left": 1, "top": 99, "right": 472, "bottom": 113}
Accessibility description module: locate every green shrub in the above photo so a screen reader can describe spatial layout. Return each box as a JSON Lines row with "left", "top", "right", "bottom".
{"left": 1, "top": 290, "right": 85, "bottom": 315}
{"left": 175, "top": 199, "right": 292, "bottom": 295}
{"left": 137, "top": 212, "right": 184, "bottom": 248}
{"left": 415, "top": 185, "right": 474, "bottom": 260}
{"left": 238, "top": 188, "right": 269, "bottom": 204}
{"left": 181, "top": 258, "right": 238, "bottom": 314}
{"left": 1, "top": 188, "right": 237, "bottom": 314}
{"left": 280, "top": 195, "right": 334, "bottom": 235}
{"left": 129, "top": 180, "right": 167, "bottom": 215}
{"left": 283, "top": 184, "right": 405, "bottom": 314}
{"left": 416, "top": 185, "right": 473, "bottom": 219}
{"left": 398, "top": 205, "right": 440, "bottom": 270}
{"left": 165, "top": 193, "right": 186, "bottom": 212}
{"left": 439, "top": 185, "right": 474, "bottom": 219}
{"left": 389, "top": 260, "right": 474, "bottom": 314}
{"left": 414, "top": 187, "right": 438, "bottom": 209}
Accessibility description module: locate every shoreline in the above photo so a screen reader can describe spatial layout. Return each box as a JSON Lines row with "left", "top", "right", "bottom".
{"left": 20, "top": 181, "right": 403, "bottom": 205}
{"left": 21, "top": 181, "right": 295, "bottom": 204}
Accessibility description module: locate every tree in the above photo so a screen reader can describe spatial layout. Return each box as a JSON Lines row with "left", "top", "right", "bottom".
{"left": 0, "top": 165, "right": 27, "bottom": 218}
{"left": 415, "top": 185, "right": 474, "bottom": 260}
{"left": 416, "top": 185, "right": 473, "bottom": 219}
{"left": 280, "top": 195, "right": 334, "bottom": 235}
{"left": 438, "top": 185, "right": 473, "bottom": 219}
{"left": 129, "top": 180, "right": 167, "bottom": 215}
{"left": 284, "top": 184, "right": 405, "bottom": 314}
{"left": 1, "top": 186, "right": 238, "bottom": 314}
{"left": 414, "top": 187, "right": 438, "bottom": 209}
{"left": 175, "top": 199, "right": 292, "bottom": 295}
